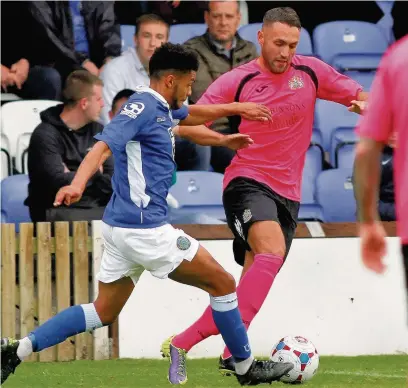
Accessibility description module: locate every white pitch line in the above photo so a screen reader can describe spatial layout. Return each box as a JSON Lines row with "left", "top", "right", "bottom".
{"left": 322, "top": 370, "right": 407, "bottom": 379}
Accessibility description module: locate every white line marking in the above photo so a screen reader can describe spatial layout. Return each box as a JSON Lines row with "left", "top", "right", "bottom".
{"left": 322, "top": 370, "right": 406, "bottom": 379}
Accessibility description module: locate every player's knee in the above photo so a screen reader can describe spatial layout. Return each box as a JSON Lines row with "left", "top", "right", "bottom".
{"left": 93, "top": 300, "right": 117, "bottom": 326}
{"left": 250, "top": 235, "right": 286, "bottom": 257}
{"left": 209, "top": 271, "right": 236, "bottom": 297}
{"left": 248, "top": 223, "right": 286, "bottom": 257}
{"left": 259, "top": 240, "right": 286, "bottom": 258}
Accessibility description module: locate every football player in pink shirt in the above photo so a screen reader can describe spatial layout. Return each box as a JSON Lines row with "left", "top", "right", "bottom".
{"left": 353, "top": 35, "right": 408, "bottom": 312}
{"left": 162, "top": 7, "right": 368, "bottom": 381}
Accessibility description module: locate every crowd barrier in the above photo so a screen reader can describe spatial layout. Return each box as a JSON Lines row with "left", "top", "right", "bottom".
{"left": 2, "top": 221, "right": 407, "bottom": 362}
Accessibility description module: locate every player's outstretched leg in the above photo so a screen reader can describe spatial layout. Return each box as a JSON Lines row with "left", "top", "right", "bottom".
{"left": 165, "top": 222, "right": 288, "bottom": 378}
{"left": 1, "top": 277, "right": 134, "bottom": 384}
{"left": 163, "top": 244, "right": 293, "bottom": 386}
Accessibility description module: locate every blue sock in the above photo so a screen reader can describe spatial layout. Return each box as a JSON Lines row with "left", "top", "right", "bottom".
{"left": 210, "top": 293, "right": 252, "bottom": 361}
{"left": 29, "top": 304, "right": 103, "bottom": 352}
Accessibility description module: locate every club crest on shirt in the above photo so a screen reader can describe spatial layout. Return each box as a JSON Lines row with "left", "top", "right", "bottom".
{"left": 242, "top": 208, "right": 252, "bottom": 223}
{"left": 288, "top": 75, "right": 304, "bottom": 90}
{"left": 177, "top": 236, "right": 191, "bottom": 251}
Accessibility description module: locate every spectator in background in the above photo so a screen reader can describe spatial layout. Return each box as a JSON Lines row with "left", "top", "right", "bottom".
{"left": 184, "top": 0, "right": 258, "bottom": 173}
{"left": 109, "top": 89, "right": 136, "bottom": 120}
{"left": 25, "top": 70, "right": 114, "bottom": 223}
{"left": 379, "top": 134, "right": 396, "bottom": 221}
{"left": 1, "top": 58, "right": 61, "bottom": 101}
{"left": 1, "top": 1, "right": 61, "bottom": 99}
{"left": 101, "top": 14, "right": 211, "bottom": 171}
{"left": 113, "top": 1, "right": 248, "bottom": 26}
{"left": 147, "top": 1, "right": 208, "bottom": 25}
{"left": 100, "top": 14, "right": 168, "bottom": 123}
{"left": 25, "top": 1, "right": 121, "bottom": 87}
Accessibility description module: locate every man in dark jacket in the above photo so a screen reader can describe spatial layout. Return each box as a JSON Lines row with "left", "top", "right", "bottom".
{"left": 26, "top": 1, "right": 121, "bottom": 82}
{"left": 183, "top": 0, "right": 258, "bottom": 173}
{"left": 25, "top": 70, "right": 113, "bottom": 222}
{"left": 1, "top": 1, "right": 62, "bottom": 99}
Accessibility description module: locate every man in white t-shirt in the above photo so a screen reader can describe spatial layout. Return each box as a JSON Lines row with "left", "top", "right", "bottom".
{"left": 100, "top": 14, "right": 168, "bottom": 124}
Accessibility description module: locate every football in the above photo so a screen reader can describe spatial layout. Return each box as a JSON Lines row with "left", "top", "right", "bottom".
{"left": 270, "top": 335, "right": 319, "bottom": 384}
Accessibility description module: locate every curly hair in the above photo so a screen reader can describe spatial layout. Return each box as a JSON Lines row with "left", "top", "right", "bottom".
{"left": 149, "top": 43, "right": 199, "bottom": 79}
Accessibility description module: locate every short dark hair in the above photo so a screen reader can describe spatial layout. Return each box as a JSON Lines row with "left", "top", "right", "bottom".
{"left": 263, "top": 7, "right": 301, "bottom": 29}
{"left": 149, "top": 43, "right": 199, "bottom": 80}
{"left": 207, "top": 0, "right": 239, "bottom": 13}
{"left": 135, "top": 13, "right": 169, "bottom": 36}
{"left": 111, "top": 89, "right": 135, "bottom": 112}
{"left": 63, "top": 70, "right": 103, "bottom": 106}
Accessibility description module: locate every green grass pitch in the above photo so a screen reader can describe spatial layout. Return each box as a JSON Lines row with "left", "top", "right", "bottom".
{"left": 4, "top": 355, "right": 407, "bottom": 387}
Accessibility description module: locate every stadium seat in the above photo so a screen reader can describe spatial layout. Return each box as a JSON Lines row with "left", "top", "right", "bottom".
{"left": 121, "top": 24, "right": 135, "bottom": 51}
{"left": 343, "top": 70, "right": 376, "bottom": 91}
{"left": 312, "top": 21, "right": 389, "bottom": 71}
{"left": 311, "top": 128, "right": 323, "bottom": 149}
{"left": 1, "top": 93, "right": 21, "bottom": 104}
{"left": 298, "top": 204, "right": 324, "bottom": 222}
{"left": 1, "top": 174, "right": 31, "bottom": 231}
{"left": 331, "top": 127, "right": 358, "bottom": 167}
{"left": 238, "top": 23, "right": 314, "bottom": 56}
{"left": 314, "top": 99, "right": 359, "bottom": 153}
{"left": 299, "top": 145, "right": 324, "bottom": 221}
{"left": 0, "top": 100, "right": 61, "bottom": 173}
{"left": 15, "top": 133, "right": 32, "bottom": 174}
{"left": 169, "top": 24, "right": 207, "bottom": 44}
{"left": 376, "top": 0, "right": 396, "bottom": 44}
{"left": 336, "top": 143, "right": 356, "bottom": 169}
{"left": 302, "top": 145, "right": 324, "bottom": 201}
{"left": 316, "top": 168, "right": 356, "bottom": 222}
{"left": 1, "top": 133, "right": 12, "bottom": 179}
{"left": 169, "top": 171, "right": 226, "bottom": 220}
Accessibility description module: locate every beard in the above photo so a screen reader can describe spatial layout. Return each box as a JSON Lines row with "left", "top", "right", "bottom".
{"left": 170, "top": 100, "right": 181, "bottom": 110}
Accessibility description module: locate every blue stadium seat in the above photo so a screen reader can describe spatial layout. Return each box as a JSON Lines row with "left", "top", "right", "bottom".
{"left": 237, "top": 23, "right": 261, "bottom": 52}
{"left": 314, "top": 99, "right": 359, "bottom": 153}
{"left": 343, "top": 70, "right": 376, "bottom": 91}
{"left": 238, "top": 23, "right": 313, "bottom": 56}
{"left": 376, "top": 1, "right": 396, "bottom": 44}
{"left": 1, "top": 174, "right": 31, "bottom": 231}
{"left": 313, "top": 21, "right": 389, "bottom": 71}
{"left": 169, "top": 24, "right": 207, "bottom": 44}
{"left": 336, "top": 144, "right": 356, "bottom": 169}
{"left": 311, "top": 129, "right": 323, "bottom": 149}
{"left": 299, "top": 145, "right": 324, "bottom": 221}
{"left": 121, "top": 24, "right": 135, "bottom": 51}
{"left": 298, "top": 204, "right": 324, "bottom": 222}
{"left": 331, "top": 127, "right": 358, "bottom": 167}
{"left": 298, "top": 28, "right": 314, "bottom": 56}
{"left": 302, "top": 145, "right": 323, "bottom": 202}
{"left": 316, "top": 168, "right": 356, "bottom": 222}
{"left": 169, "top": 171, "right": 226, "bottom": 220}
